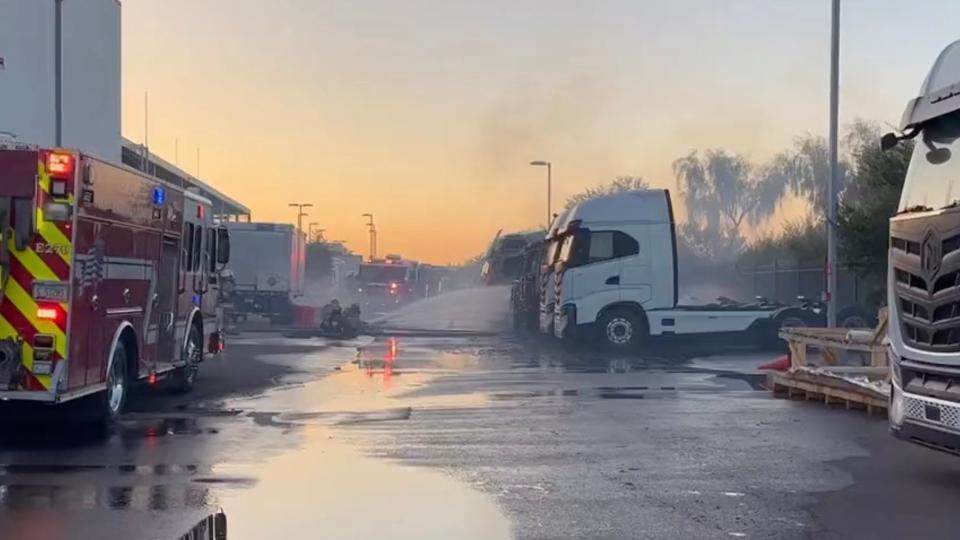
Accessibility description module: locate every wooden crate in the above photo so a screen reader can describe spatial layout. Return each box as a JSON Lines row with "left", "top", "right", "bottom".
{"left": 769, "top": 308, "right": 888, "bottom": 414}
{"left": 767, "top": 369, "right": 887, "bottom": 414}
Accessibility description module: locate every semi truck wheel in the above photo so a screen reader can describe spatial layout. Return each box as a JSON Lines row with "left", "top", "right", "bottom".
{"left": 766, "top": 308, "right": 815, "bottom": 350}
{"left": 171, "top": 325, "right": 202, "bottom": 394}
{"left": 838, "top": 305, "right": 874, "bottom": 329}
{"left": 598, "top": 309, "right": 645, "bottom": 350}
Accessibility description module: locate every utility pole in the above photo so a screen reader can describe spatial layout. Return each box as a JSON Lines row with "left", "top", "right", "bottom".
{"left": 826, "top": 0, "right": 840, "bottom": 327}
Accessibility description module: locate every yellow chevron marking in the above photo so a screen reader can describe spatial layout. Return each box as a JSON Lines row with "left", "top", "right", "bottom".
{"left": 36, "top": 159, "right": 73, "bottom": 266}
{"left": 4, "top": 279, "right": 67, "bottom": 358}
{"left": 8, "top": 237, "right": 61, "bottom": 283}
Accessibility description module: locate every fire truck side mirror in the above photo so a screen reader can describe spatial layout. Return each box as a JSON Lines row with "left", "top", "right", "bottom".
{"left": 216, "top": 227, "right": 230, "bottom": 265}
{"left": 81, "top": 162, "right": 94, "bottom": 185}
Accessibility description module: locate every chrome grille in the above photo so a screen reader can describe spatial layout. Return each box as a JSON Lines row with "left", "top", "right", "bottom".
{"left": 891, "top": 214, "right": 960, "bottom": 352}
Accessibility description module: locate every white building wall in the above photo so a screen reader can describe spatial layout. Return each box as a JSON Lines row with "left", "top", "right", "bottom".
{"left": 0, "top": 0, "right": 120, "bottom": 161}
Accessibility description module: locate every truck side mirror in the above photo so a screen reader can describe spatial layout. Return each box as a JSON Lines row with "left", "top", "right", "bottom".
{"left": 880, "top": 132, "right": 899, "bottom": 152}
{"left": 216, "top": 227, "right": 230, "bottom": 265}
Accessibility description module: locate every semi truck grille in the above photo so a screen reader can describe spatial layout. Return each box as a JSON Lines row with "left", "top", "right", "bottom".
{"left": 891, "top": 212, "right": 960, "bottom": 352}
{"left": 904, "top": 394, "right": 960, "bottom": 431}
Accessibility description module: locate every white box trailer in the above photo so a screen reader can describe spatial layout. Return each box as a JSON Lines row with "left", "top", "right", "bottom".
{"left": 0, "top": 0, "right": 121, "bottom": 161}
{"left": 224, "top": 222, "right": 305, "bottom": 323}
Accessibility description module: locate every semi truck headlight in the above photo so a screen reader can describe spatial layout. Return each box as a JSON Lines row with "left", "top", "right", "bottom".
{"left": 890, "top": 384, "right": 905, "bottom": 426}
{"left": 888, "top": 348, "right": 902, "bottom": 386}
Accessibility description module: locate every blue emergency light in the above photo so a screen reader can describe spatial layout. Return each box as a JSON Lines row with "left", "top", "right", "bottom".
{"left": 152, "top": 186, "right": 166, "bottom": 206}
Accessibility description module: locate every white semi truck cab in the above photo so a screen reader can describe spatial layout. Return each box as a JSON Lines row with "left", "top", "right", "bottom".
{"left": 546, "top": 190, "right": 813, "bottom": 349}
{"left": 887, "top": 39, "right": 960, "bottom": 453}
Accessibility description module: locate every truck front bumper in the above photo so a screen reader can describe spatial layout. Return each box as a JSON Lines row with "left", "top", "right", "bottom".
{"left": 890, "top": 378, "right": 960, "bottom": 455}
{"left": 554, "top": 304, "right": 576, "bottom": 339}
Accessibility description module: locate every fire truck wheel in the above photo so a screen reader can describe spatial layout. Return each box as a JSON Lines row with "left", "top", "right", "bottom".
{"left": 101, "top": 344, "right": 129, "bottom": 423}
{"left": 171, "top": 324, "right": 202, "bottom": 394}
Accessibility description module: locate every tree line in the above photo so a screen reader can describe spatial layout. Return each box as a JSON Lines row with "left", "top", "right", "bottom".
{"left": 565, "top": 120, "right": 913, "bottom": 288}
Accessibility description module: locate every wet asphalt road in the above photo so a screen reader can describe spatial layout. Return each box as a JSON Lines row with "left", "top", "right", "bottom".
{"left": 1, "top": 331, "right": 960, "bottom": 539}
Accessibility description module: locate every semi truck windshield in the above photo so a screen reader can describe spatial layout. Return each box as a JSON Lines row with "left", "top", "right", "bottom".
{"left": 899, "top": 110, "right": 960, "bottom": 212}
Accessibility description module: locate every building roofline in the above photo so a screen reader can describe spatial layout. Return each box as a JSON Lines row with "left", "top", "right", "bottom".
{"left": 121, "top": 137, "right": 250, "bottom": 215}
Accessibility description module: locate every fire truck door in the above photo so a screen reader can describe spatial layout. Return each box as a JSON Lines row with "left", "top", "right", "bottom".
{"left": 154, "top": 235, "right": 180, "bottom": 365}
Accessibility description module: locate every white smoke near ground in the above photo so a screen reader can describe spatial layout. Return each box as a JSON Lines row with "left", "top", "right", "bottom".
{"left": 372, "top": 286, "right": 512, "bottom": 333}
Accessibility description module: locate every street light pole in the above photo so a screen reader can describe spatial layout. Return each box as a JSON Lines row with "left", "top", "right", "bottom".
{"left": 362, "top": 213, "right": 376, "bottom": 261}
{"left": 826, "top": 0, "right": 840, "bottom": 327}
{"left": 288, "top": 203, "right": 313, "bottom": 235}
{"left": 530, "top": 161, "right": 552, "bottom": 226}
{"left": 308, "top": 222, "right": 319, "bottom": 243}
{"left": 289, "top": 203, "right": 313, "bottom": 273}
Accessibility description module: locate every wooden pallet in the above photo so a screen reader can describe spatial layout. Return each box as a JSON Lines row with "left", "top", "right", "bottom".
{"left": 767, "top": 370, "right": 888, "bottom": 414}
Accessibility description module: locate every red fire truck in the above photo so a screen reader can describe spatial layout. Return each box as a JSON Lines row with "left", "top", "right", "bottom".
{"left": 0, "top": 142, "right": 230, "bottom": 422}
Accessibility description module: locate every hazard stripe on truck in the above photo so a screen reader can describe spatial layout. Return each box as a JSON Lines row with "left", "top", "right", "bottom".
{"left": 0, "top": 157, "right": 72, "bottom": 391}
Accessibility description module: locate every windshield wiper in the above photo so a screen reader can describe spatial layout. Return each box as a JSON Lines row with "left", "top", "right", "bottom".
{"left": 897, "top": 204, "right": 933, "bottom": 215}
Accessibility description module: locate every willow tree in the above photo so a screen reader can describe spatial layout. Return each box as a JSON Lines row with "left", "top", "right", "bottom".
{"left": 672, "top": 149, "right": 785, "bottom": 259}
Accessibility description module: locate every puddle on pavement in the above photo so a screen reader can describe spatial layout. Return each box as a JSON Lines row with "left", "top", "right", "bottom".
{"left": 212, "top": 337, "right": 512, "bottom": 539}
{"left": 227, "top": 338, "right": 492, "bottom": 419}
{"left": 220, "top": 424, "right": 512, "bottom": 540}
{"left": 488, "top": 387, "right": 670, "bottom": 400}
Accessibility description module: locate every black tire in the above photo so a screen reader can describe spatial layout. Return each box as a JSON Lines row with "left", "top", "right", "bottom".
{"left": 766, "top": 308, "right": 816, "bottom": 350}
{"left": 171, "top": 324, "right": 202, "bottom": 394}
{"left": 838, "top": 305, "right": 875, "bottom": 329}
{"left": 97, "top": 344, "right": 130, "bottom": 424}
{"left": 597, "top": 308, "right": 646, "bottom": 351}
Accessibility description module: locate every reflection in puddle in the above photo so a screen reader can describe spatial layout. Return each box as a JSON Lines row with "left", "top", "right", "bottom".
{"left": 0, "top": 483, "right": 211, "bottom": 511}
{"left": 0, "top": 416, "right": 224, "bottom": 453}
{"left": 177, "top": 511, "right": 228, "bottom": 540}
{"left": 0, "top": 463, "right": 202, "bottom": 476}
{"left": 221, "top": 425, "right": 511, "bottom": 540}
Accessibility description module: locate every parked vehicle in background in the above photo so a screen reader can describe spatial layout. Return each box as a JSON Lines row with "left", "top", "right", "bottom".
{"left": 538, "top": 210, "right": 572, "bottom": 336}
{"left": 355, "top": 255, "right": 422, "bottom": 308}
{"left": 223, "top": 222, "right": 304, "bottom": 324}
{"left": 0, "top": 143, "right": 230, "bottom": 421}
{"left": 547, "top": 190, "right": 820, "bottom": 350}
{"left": 510, "top": 239, "right": 546, "bottom": 331}
{"left": 886, "top": 39, "right": 960, "bottom": 453}
{"left": 480, "top": 230, "right": 544, "bottom": 285}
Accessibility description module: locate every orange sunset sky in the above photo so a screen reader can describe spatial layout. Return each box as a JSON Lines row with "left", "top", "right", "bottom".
{"left": 120, "top": 1, "right": 960, "bottom": 263}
